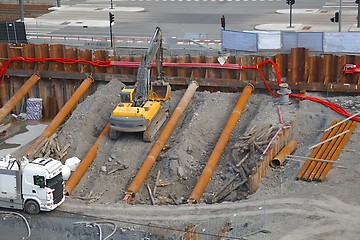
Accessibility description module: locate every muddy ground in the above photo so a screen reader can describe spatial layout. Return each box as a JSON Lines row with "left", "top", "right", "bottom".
{"left": 2, "top": 79, "right": 360, "bottom": 239}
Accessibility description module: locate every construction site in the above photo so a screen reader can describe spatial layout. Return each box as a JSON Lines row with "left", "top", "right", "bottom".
{"left": 1, "top": 4, "right": 360, "bottom": 240}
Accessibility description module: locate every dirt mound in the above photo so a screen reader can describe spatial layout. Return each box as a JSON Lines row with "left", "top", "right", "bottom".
{"left": 58, "top": 80, "right": 299, "bottom": 205}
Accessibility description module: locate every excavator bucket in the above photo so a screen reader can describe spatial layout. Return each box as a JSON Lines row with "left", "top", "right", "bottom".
{"left": 150, "top": 83, "right": 171, "bottom": 101}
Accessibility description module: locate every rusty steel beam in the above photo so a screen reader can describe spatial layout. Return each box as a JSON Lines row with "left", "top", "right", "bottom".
{"left": 26, "top": 76, "right": 94, "bottom": 156}
{"left": 308, "top": 122, "right": 349, "bottom": 181}
{"left": 317, "top": 121, "right": 357, "bottom": 181}
{"left": 188, "top": 83, "right": 254, "bottom": 204}
{"left": 123, "top": 81, "right": 199, "bottom": 203}
{"left": 0, "top": 73, "right": 40, "bottom": 123}
{"left": 301, "top": 122, "right": 342, "bottom": 181}
{"left": 64, "top": 123, "right": 110, "bottom": 195}
{"left": 311, "top": 122, "right": 351, "bottom": 181}
{"left": 296, "top": 120, "right": 336, "bottom": 180}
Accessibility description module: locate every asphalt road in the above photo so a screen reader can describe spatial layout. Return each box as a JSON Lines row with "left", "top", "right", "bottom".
{"left": 23, "top": 0, "right": 344, "bottom": 41}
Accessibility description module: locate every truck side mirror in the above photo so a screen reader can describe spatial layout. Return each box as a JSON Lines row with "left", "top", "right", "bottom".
{"left": 40, "top": 181, "right": 45, "bottom": 188}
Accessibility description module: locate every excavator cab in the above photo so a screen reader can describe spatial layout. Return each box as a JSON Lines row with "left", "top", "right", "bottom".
{"left": 119, "top": 86, "right": 135, "bottom": 104}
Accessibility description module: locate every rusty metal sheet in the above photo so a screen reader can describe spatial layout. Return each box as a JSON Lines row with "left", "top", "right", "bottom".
{"left": 176, "top": 55, "right": 191, "bottom": 78}
{"left": 205, "top": 56, "right": 219, "bottom": 79}
{"left": 23, "top": 44, "right": 35, "bottom": 70}
{"left": 34, "top": 44, "right": 49, "bottom": 71}
{"left": 0, "top": 42, "right": 8, "bottom": 68}
{"left": 78, "top": 49, "right": 92, "bottom": 73}
{"left": 221, "top": 55, "right": 237, "bottom": 80}
{"left": 191, "top": 55, "right": 205, "bottom": 79}
{"left": 49, "top": 44, "right": 65, "bottom": 72}
{"left": 93, "top": 50, "right": 107, "bottom": 74}
{"left": 64, "top": 48, "right": 79, "bottom": 72}
{"left": 8, "top": 46, "right": 22, "bottom": 69}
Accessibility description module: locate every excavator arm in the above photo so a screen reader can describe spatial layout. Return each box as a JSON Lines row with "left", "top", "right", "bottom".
{"left": 133, "top": 27, "right": 164, "bottom": 107}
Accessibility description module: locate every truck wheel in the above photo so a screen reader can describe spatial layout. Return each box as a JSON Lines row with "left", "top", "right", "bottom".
{"left": 24, "top": 200, "right": 40, "bottom": 215}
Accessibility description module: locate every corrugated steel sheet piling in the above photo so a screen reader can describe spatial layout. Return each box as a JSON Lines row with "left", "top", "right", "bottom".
{"left": 64, "top": 123, "right": 110, "bottom": 195}
{"left": 188, "top": 83, "right": 254, "bottom": 204}
{"left": 0, "top": 73, "right": 40, "bottom": 122}
{"left": 26, "top": 76, "right": 93, "bottom": 156}
{"left": 123, "top": 81, "right": 199, "bottom": 203}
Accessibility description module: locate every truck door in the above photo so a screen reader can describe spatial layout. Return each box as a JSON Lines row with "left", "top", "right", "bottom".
{"left": 22, "top": 174, "right": 47, "bottom": 203}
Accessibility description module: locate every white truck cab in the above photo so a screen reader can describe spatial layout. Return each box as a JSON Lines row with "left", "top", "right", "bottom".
{"left": 0, "top": 156, "right": 65, "bottom": 215}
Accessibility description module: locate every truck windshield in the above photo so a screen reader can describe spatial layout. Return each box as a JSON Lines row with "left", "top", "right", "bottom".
{"left": 46, "top": 173, "right": 63, "bottom": 189}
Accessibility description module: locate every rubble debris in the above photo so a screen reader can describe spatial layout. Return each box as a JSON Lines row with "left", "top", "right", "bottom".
{"left": 214, "top": 222, "right": 232, "bottom": 240}
{"left": 153, "top": 170, "right": 161, "bottom": 196}
{"left": 107, "top": 164, "right": 128, "bottom": 175}
{"left": 183, "top": 224, "right": 198, "bottom": 240}
{"left": 146, "top": 184, "right": 155, "bottom": 205}
{"left": 28, "top": 133, "right": 70, "bottom": 160}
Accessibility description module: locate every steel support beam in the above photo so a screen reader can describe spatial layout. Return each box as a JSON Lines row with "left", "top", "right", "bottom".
{"left": 188, "top": 83, "right": 254, "bottom": 204}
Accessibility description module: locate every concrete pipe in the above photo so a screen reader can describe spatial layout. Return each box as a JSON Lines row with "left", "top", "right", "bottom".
{"left": 26, "top": 76, "right": 93, "bottom": 156}
{"left": 188, "top": 83, "right": 254, "bottom": 204}
{"left": 64, "top": 123, "right": 110, "bottom": 195}
{"left": 123, "top": 81, "right": 199, "bottom": 203}
{"left": 270, "top": 140, "right": 298, "bottom": 168}
{"left": 0, "top": 73, "right": 40, "bottom": 123}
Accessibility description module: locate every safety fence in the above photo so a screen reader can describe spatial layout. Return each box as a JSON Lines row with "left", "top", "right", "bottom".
{"left": 222, "top": 30, "right": 360, "bottom": 54}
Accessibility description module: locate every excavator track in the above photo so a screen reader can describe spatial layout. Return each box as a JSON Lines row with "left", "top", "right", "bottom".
{"left": 109, "top": 128, "right": 121, "bottom": 140}
{"left": 143, "top": 108, "right": 169, "bottom": 142}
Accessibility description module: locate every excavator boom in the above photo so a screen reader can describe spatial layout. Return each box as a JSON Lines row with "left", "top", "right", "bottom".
{"left": 134, "top": 27, "right": 169, "bottom": 107}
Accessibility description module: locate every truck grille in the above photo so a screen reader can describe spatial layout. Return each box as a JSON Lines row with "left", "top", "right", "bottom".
{"left": 53, "top": 181, "right": 64, "bottom": 204}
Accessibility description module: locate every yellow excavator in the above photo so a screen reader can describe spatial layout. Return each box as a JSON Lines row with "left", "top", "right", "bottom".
{"left": 109, "top": 27, "right": 171, "bottom": 142}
